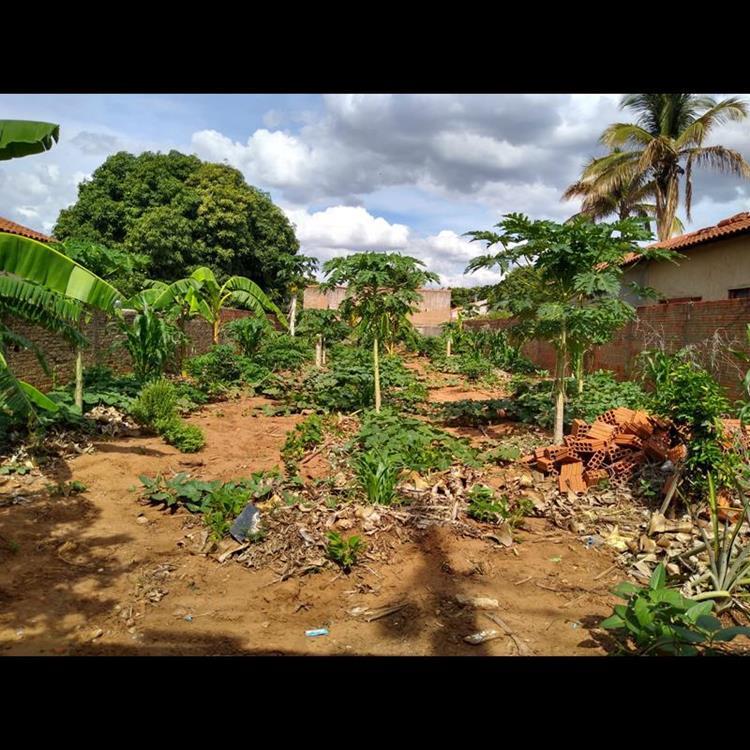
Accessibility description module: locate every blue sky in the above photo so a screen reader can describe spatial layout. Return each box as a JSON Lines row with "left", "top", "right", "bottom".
{"left": 2, "top": 93, "right": 750, "bottom": 286}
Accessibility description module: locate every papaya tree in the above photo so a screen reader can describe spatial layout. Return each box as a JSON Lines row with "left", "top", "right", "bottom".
{"left": 466, "top": 214, "right": 674, "bottom": 444}
{"left": 320, "top": 252, "right": 438, "bottom": 412}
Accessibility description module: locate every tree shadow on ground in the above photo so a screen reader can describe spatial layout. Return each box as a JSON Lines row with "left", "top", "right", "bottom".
{"left": 0, "top": 488, "right": 135, "bottom": 650}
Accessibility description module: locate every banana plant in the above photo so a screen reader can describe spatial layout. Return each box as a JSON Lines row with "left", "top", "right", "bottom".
{"left": 149, "top": 267, "right": 286, "bottom": 344}
{"left": 1, "top": 231, "right": 121, "bottom": 417}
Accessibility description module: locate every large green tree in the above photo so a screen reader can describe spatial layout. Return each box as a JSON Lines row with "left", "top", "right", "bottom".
{"left": 53, "top": 151, "right": 302, "bottom": 302}
{"left": 572, "top": 94, "right": 750, "bottom": 241}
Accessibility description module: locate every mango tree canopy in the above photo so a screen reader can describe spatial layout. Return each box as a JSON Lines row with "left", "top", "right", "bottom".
{"left": 0, "top": 120, "right": 60, "bottom": 161}
{"left": 0, "top": 232, "right": 121, "bottom": 312}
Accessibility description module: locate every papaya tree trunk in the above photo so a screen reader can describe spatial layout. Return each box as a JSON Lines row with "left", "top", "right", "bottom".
{"left": 373, "top": 336, "right": 382, "bottom": 412}
{"left": 289, "top": 294, "right": 297, "bottom": 337}
{"left": 322, "top": 341, "right": 327, "bottom": 366}
{"left": 74, "top": 346, "right": 83, "bottom": 411}
{"left": 446, "top": 335, "right": 452, "bottom": 357}
{"left": 315, "top": 334, "right": 323, "bottom": 367}
{"left": 553, "top": 326, "right": 567, "bottom": 445}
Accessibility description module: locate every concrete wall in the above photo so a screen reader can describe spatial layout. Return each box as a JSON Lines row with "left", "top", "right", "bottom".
{"left": 464, "top": 298, "right": 750, "bottom": 399}
{"left": 303, "top": 285, "right": 452, "bottom": 327}
{"left": 623, "top": 234, "right": 750, "bottom": 304}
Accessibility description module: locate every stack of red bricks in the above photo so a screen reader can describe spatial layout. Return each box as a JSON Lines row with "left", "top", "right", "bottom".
{"left": 522, "top": 407, "right": 687, "bottom": 494}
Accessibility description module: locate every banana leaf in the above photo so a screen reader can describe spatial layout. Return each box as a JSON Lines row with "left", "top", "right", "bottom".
{"left": 0, "top": 232, "right": 121, "bottom": 312}
{"left": 0, "top": 120, "right": 59, "bottom": 161}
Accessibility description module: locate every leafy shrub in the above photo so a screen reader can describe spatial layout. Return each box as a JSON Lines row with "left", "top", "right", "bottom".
{"left": 507, "top": 371, "right": 649, "bottom": 429}
{"left": 354, "top": 449, "right": 402, "bottom": 505}
{"left": 172, "top": 380, "right": 209, "bottom": 413}
{"left": 601, "top": 564, "right": 750, "bottom": 655}
{"left": 355, "top": 408, "right": 479, "bottom": 473}
{"left": 185, "top": 345, "right": 243, "bottom": 392}
{"left": 282, "top": 414, "right": 327, "bottom": 474}
{"left": 130, "top": 378, "right": 178, "bottom": 427}
{"left": 297, "top": 309, "right": 351, "bottom": 346}
{"left": 130, "top": 379, "right": 205, "bottom": 452}
{"left": 184, "top": 345, "right": 272, "bottom": 397}
{"left": 139, "top": 470, "right": 280, "bottom": 539}
{"left": 156, "top": 417, "right": 206, "bottom": 453}
{"left": 225, "top": 317, "right": 270, "bottom": 357}
{"left": 326, "top": 531, "right": 365, "bottom": 571}
{"left": 253, "top": 333, "right": 313, "bottom": 373}
{"left": 640, "top": 349, "right": 733, "bottom": 489}
{"left": 294, "top": 347, "right": 426, "bottom": 413}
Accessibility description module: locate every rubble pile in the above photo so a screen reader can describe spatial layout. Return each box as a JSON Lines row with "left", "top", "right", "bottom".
{"left": 522, "top": 407, "right": 687, "bottom": 493}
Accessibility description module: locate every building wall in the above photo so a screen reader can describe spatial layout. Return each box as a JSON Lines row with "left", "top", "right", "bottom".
{"left": 623, "top": 235, "right": 750, "bottom": 304}
{"left": 464, "top": 298, "right": 750, "bottom": 399}
{"left": 303, "top": 285, "right": 452, "bottom": 327}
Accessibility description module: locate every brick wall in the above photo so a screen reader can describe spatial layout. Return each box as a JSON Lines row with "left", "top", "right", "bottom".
{"left": 464, "top": 298, "right": 750, "bottom": 399}
{"left": 3, "top": 308, "right": 253, "bottom": 390}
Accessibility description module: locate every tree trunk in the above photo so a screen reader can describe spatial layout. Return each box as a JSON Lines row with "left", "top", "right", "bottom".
{"left": 74, "top": 346, "right": 83, "bottom": 411}
{"left": 373, "top": 336, "right": 382, "bottom": 412}
{"left": 289, "top": 294, "right": 297, "bottom": 337}
{"left": 322, "top": 342, "right": 327, "bottom": 366}
{"left": 576, "top": 354, "right": 584, "bottom": 395}
{"left": 553, "top": 328, "right": 567, "bottom": 445}
{"left": 315, "top": 334, "right": 322, "bottom": 367}
{"left": 446, "top": 335, "right": 452, "bottom": 357}
{"left": 212, "top": 318, "right": 220, "bottom": 345}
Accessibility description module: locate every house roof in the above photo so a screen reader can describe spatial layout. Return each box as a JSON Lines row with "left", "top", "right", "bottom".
{"left": 623, "top": 211, "right": 750, "bottom": 265}
{"left": 0, "top": 216, "right": 53, "bottom": 244}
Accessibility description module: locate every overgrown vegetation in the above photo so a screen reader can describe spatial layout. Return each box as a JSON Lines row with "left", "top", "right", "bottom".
{"left": 354, "top": 408, "right": 479, "bottom": 474}
{"left": 467, "top": 484, "right": 531, "bottom": 526}
{"left": 281, "top": 413, "right": 328, "bottom": 474}
{"left": 601, "top": 564, "right": 750, "bottom": 655}
{"left": 130, "top": 378, "right": 206, "bottom": 453}
{"left": 139, "top": 470, "right": 280, "bottom": 539}
{"left": 640, "top": 349, "right": 733, "bottom": 491}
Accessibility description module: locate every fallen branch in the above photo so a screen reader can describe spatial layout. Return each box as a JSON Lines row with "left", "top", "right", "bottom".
{"left": 481, "top": 612, "right": 532, "bottom": 655}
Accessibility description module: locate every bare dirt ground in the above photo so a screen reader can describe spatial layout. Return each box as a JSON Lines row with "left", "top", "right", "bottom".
{"left": 0, "top": 390, "right": 624, "bottom": 656}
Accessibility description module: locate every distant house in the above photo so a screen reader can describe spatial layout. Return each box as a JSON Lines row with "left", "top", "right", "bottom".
{"left": 622, "top": 212, "right": 750, "bottom": 305}
{"left": 303, "top": 285, "right": 452, "bottom": 336}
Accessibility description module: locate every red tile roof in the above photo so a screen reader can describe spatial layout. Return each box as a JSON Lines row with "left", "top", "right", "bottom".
{"left": 624, "top": 211, "right": 750, "bottom": 265}
{"left": 0, "top": 216, "right": 53, "bottom": 244}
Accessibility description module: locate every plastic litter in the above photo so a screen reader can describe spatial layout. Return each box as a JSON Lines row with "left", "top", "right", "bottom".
{"left": 229, "top": 503, "right": 260, "bottom": 542}
{"left": 305, "top": 628, "right": 329, "bottom": 637}
{"left": 184, "top": 615, "right": 193, "bottom": 622}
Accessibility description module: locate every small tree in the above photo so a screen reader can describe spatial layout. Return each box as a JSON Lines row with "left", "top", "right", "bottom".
{"left": 466, "top": 214, "right": 674, "bottom": 444}
{"left": 149, "top": 266, "right": 286, "bottom": 344}
{"left": 320, "top": 252, "right": 438, "bottom": 411}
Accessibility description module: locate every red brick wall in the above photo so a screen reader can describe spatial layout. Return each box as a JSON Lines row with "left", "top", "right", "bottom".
{"left": 3, "top": 308, "right": 254, "bottom": 390}
{"left": 464, "top": 298, "right": 750, "bottom": 399}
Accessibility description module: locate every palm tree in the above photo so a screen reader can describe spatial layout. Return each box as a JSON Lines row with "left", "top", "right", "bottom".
{"left": 563, "top": 152, "right": 685, "bottom": 236}
{"left": 149, "top": 267, "right": 286, "bottom": 344}
{"left": 575, "top": 94, "right": 750, "bottom": 241}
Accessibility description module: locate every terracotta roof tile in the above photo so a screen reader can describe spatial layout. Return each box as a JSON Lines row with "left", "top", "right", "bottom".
{"left": 625, "top": 212, "right": 750, "bottom": 266}
{"left": 0, "top": 216, "right": 53, "bottom": 243}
